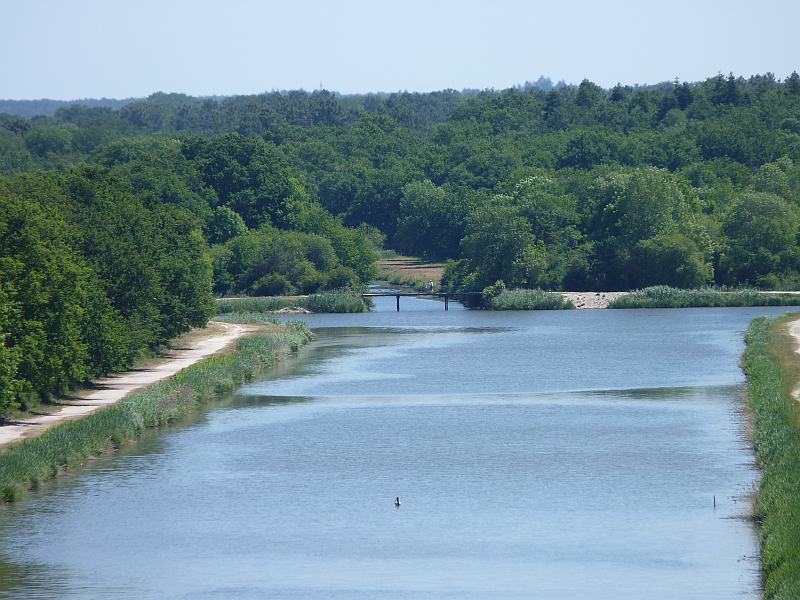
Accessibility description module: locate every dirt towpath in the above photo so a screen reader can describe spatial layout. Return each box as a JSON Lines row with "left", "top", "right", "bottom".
{"left": 0, "top": 321, "right": 252, "bottom": 449}
{"left": 789, "top": 317, "right": 800, "bottom": 401}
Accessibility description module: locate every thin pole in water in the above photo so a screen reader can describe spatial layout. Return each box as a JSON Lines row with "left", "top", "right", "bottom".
{"left": 713, "top": 495, "right": 716, "bottom": 509}
{"left": 396, "top": 295, "right": 400, "bottom": 311}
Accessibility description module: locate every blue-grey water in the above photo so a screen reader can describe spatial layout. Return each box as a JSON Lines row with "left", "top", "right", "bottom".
{"left": 1, "top": 296, "right": 797, "bottom": 599}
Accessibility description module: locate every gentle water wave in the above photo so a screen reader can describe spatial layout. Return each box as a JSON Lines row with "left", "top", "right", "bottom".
{"left": 1, "top": 300, "right": 798, "bottom": 598}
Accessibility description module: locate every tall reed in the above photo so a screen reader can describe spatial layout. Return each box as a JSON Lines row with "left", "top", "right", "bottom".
{"left": 487, "top": 288, "right": 574, "bottom": 310}
{"left": 608, "top": 286, "right": 800, "bottom": 309}
{"left": 0, "top": 322, "right": 313, "bottom": 502}
{"left": 217, "top": 289, "right": 368, "bottom": 314}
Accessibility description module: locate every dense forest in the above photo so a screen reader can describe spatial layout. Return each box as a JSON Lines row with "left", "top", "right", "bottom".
{"left": 2, "top": 71, "right": 800, "bottom": 415}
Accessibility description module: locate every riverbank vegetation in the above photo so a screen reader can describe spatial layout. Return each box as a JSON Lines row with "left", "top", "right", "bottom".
{"left": 0, "top": 139, "right": 375, "bottom": 419}
{"left": 608, "top": 286, "right": 800, "bottom": 309}
{"left": 742, "top": 315, "right": 800, "bottom": 599}
{"left": 216, "top": 289, "right": 368, "bottom": 314}
{"left": 479, "top": 281, "right": 574, "bottom": 310}
{"left": 488, "top": 289, "right": 574, "bottom": 310}
{"left": 375, "top": 256, "right": 445, "bottom": 292}
{"left": 215, "top": 313, "right": 282, "bottom": 325}
{"left": 3, "top": 72, "right": 800, "bottom": 413}
{"left": 0, "top": 322, "right": 312, "bottom": 502}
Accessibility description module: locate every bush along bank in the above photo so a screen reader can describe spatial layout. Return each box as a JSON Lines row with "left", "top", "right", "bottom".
{"left": 0, "top": 321, "right": 313, "bottom": 502}
{"left": 608, "top": 286, "right": 800, "bottom": 309}
{"left": 475, "top": 281, "right": 575, "bottom": 310}
{"left": 216, "top": 289, "right": 369, "bottom": 314}
{"left": 742, "top": 315, "right": 800, "bottom": 599}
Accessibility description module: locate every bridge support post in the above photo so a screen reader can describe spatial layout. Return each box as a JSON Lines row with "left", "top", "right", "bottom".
{"left": 396, "top": 295, "right": 400, "bottom": 311}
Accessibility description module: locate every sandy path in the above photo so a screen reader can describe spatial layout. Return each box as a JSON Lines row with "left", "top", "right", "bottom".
{"left": 0, "top": 321, "right": 252, "bottom": 449}
{"left": 789, "top": 317, "right": 800, "bottom": 401}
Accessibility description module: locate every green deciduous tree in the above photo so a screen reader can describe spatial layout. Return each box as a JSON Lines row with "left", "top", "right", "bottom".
{"left": 719, "top": 192, "right": 800, "bottom": 287}
{"left": 396, "top": 180, "right": 465, "bottom": 260}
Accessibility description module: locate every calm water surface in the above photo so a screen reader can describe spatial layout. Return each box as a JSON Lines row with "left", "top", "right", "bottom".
{"left": 1, "top": 296, "right": 797, "bottom": 599}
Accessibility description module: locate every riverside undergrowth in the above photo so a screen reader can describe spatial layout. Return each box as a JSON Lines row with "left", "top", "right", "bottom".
{"left": 217, "top": 289, "right": 369, "bottom": 314}
{"left": 609, "top": 286, "right": 800, "bottom": 309}
{"left": 0, "top": 321, "right": 313, "bottom": 502}
{"left": 488, "top": 288, "right": 574, "bottom": 310}
{"left": 742, "top": 315, "right": 800, "bottom": 599}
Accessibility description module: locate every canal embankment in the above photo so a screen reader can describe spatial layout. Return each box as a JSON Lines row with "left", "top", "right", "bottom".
{"left": 742, "top": 313, "right": 800, "bottom": 599}
{"left": 0, "top": 320, "right": 312, "bottom": 502}
{"left": 0, "top": 321, "right": 254, "bottom": 449}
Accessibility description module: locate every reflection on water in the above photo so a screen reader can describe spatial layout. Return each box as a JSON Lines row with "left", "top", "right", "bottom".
{"left": 0, "top": 298, "right": 796, "bottom": 599}
{"left": 0, "top": 558, "right": 68, "bottom": 598}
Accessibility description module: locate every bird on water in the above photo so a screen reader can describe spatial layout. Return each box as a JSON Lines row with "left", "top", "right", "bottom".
{"left": 395, "top": 496, "right": 401, "bottom": 507}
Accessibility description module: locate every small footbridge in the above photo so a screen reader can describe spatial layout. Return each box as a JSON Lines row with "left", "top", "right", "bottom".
{"left": 361, "top": 291, "right": 483, "bottom": 311}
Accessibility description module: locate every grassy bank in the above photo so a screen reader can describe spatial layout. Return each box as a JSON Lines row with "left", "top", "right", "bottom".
{"left": 376, "top": 270, "right": 432, "bottom": 292}
{"left": 375, "top": 256, "right": 445, "bottom": 292}
{"left": 742, "top": 315, "right": 800, "bottom": 599}
{"left": 0, "top": 322, "right": 313, "bottom": 502}
{"left": 608, "top": 286, "right": 800, "bottom": 309}
{"left": 487, "top": 288, "right": 575, "bottom": 310}
{"left": 217, "top": 289, "right": 369, "bottom": 314}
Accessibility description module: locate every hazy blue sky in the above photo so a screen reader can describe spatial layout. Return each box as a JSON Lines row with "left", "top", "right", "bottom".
{"left": 2, "top": 0, "right": 799, "bottom": 99}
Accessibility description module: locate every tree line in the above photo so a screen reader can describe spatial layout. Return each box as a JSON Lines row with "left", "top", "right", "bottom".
{"left": 0, "top": 133, "right": 376, "bottom": 417}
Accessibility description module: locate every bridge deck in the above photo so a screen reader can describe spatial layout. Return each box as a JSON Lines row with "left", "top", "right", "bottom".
{"left": 362, "top": 292, "right": 482, "bottom": 297}
{"left": 362, "top": 291, "right": 482, "bottom": 310}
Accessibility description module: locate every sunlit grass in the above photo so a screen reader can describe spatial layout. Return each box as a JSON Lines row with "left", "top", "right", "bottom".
{"left": 0, "top": 322, "right": 313, "bottom": 502}
{"left": 215, "top": 312, "right": 282, "bottom": 325}
{"left": 375, "top": 269, "right": 433, "bottom": 292}
{"left": 303, "top": 290, "right": 370, "bottom": 313}
{"left": 742, "top": 314, "right": 800, "bottom": 599}
{"left": 487, "top": 288, "right": 574, "bottom": 310}
{"left": 216, "top": 289, "right": 368, "bottom": 314}
{"left": 608, "top": 286, "right": 800, "bottom": 309}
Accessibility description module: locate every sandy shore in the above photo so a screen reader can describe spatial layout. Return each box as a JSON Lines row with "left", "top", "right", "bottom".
{"left": 0, "top": 321, "right": 253, "bottom": 449}
{"left": 562, "top": 291, "right": 628, "bottom": 309}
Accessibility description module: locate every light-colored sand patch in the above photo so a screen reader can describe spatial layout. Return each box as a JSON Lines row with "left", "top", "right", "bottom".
{"left": 789, "top": 317, "right": 800, "bottom": 401}
{"left": 0, "top": 321, "right": 255, "bottom": 449}
{"left": 562, "top": 291, "right": 628, "bottom": 309}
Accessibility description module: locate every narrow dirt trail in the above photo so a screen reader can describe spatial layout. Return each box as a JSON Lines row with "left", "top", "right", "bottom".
{"left": 0, "top": 321, "right": 252, "bottom": 449}
{"left": 790, "top": 317, "right": 800, "bottom": 401}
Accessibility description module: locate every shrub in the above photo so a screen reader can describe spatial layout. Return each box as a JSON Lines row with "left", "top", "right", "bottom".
{"left": 251, "top": 273, "right": 293, "bottom": 296}
{"left": 487, "top": 288, "right": 574, "bottom": 310}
